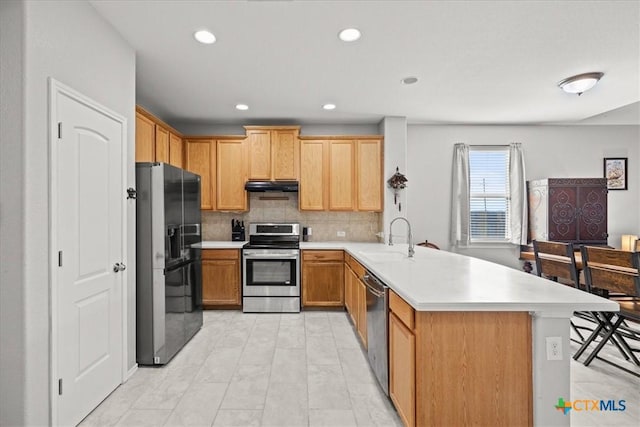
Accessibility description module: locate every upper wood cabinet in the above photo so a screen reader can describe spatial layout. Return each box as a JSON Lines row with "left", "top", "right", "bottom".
{"left": 169, "top": 132, "right": 183, "bottom": 168}
{"left": 135, "top": 112, "right": 155, "bottom": 162}
{"left": 155, "top": 125, "right": 170, "bottom": 163}
{"left": 135, "top": 106, "right": 184, "bottom": 168}
{"left": 216, "top": 138, "right": 247, "bottom": 211}
{"left": 299, "top": 136, "right": 383, "bottom": 212}
{"left": 299, "top": 139, "right": 328, "bottom": 211}
{"left": 245, "top": 126, "right": 300, "bottom": 181}
{"left": 184, "top": 138, "right": 215, "bottom": 211}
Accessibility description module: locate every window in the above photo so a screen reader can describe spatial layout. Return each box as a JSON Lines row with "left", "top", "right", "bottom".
{"left": 468, "top": 146, "right": 510, "bottom": 242}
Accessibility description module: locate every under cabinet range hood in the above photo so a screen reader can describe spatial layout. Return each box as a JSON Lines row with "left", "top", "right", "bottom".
{"left": 245, "top": 181, "right": 299, "bottom": 192}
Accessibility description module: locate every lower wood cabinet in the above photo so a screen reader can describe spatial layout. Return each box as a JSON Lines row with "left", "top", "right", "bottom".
{"left": 389, "top": 292, "right": 416, "bottom": 427}
{"left": 301, "top": 250, "right": 344, "bottom": 307}
{"left": 202, "top": 249, "right": 240, "bottom": 307}
{"left": 344, "top": 253, "right": 367, "bottom": 348}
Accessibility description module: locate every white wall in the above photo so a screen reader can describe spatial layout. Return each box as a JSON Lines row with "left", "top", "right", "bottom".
{"left": 379, "top": 117, "right": 409, "bottom": 241}
{"left": 0, "top": 1, "right": 27, "bottom": 425}
{"left": 0, "top": 1, "right": 136, "bottom": 424}
{"left": 169, "top": 121, "right": 380, "bottom": 136}
{"left": 406, "top": 125, "right": 640, "bottom": 268}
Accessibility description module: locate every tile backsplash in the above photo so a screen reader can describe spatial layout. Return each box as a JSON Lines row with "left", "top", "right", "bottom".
{"left": 202, "top": 192, "right": 382, "bottom": 242}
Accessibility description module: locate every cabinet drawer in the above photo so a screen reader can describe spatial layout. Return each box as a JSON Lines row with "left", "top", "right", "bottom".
{"left": 202, "top": 249, "right": 240, "bottom": 260}
{"left": 390, "top": 290, "right": 414, "bottom": 330}
{"left": 303, "top": 250, "right": 344, "bottom": 262}
{"left": 346, "top": 254, "right": 366, "bottom": 278}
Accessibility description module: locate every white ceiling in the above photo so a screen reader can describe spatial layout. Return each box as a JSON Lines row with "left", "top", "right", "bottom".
{"left": 91, "top": 0, "right": 640, "bottom": 126}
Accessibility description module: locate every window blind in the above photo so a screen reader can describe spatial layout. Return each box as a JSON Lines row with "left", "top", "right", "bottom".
{"left": 468, "top": 147, "right": 511, "bottom": 241}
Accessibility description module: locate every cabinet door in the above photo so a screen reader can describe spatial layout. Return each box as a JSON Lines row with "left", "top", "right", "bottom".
{"left": 356, "top": 139, "right": 383, "bottom": 211}
{"left": 272, "top": 130, "right": 298, "bottom": 180}
{"left": 247, "top": 130, "right": 271, "bottom": 180}
{"left": 185, "top": 139, "right": 215, "bottom": 210}
{"left": 217, "top": 139, "right": 247, "bottom": 211}
{"left": 548, "top": 186, "right": 578, "bottom": 242}
{"left": 155, "top": 125, "right": 170, "bottom": 163}
{"left": 302, "top": 261, "right": 344, "bottom": 307}
{"left": 577, "top": 184, "right": 608, "bottom": 243}
{"left": 356, "top": 279, "right": 367, "bottom": 348}
{"left": 329, "top": 140, "right": 355, "bottom": 210}
{"left": 202, "top": 258, "right": 240, "bottom": 306}
{"left": 300, "top": 140, "right": 327, "bottom": 210}
{"left": 389, "top": 312, "right": 416, "bottom": 427}
{"left": 344, "top": 263, "right": 353, "bottom": 316}
{"left": 169, "top": 132, "right": 183, "bottom": 168}
{"left": 135, "top": 112, "right": 155, "bottom": 162}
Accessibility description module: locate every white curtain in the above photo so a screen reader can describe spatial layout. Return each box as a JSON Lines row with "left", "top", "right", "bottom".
{"left": 450, "top": 143, "right": 470, "bottom": 247}
{"left": 509, "top": 143, "right": 527, "bottom": 245}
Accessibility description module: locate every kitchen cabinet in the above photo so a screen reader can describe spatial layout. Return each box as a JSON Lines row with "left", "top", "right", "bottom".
{"left": 245, "top": 126, "right": 300, "bottom": 181}
{"left": 184, "top": 138, "right": 215, "bottom": 210}
{"left": 169, "top": 132, "right": 183, "bottom": 168}
{"left": 216, "top": 138, "right": 248, "bottom": 211}
{"left": 301, "top": 250, "right": 344, "bottom": 307}
{"left": 344, "top": 253, "right": 367, "bottom": 348}
{"left": 135, "top": 106, "right": 185, "bottom": 167}
{"left": 329, "top": 140, "right": 355, "bottom": 210}
{"left": 528, "top": 178, "right": 608, "bottom": 245}
{"left": 299, "top": 139, "right": 328, "bottom": 210}
{"left": 135, "top": 111, "right": 155, "bottom": 162}
{"left": 299, "top": 136, "right": 383, "bottom": 212}
{"left": 389, "top": 291, "right": 416, "bottom": 427}
{"left": 155, "top": 124, "right": 170, "bottom": 163}
{"left": 202, "top": 249, "right": 241, "bottom": 307}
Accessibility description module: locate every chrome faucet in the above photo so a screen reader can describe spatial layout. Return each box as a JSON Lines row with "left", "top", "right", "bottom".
{"left": 389, "top": 217, "right": 414, "bottom": 258}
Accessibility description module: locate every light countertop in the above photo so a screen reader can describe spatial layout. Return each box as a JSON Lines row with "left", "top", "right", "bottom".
{"left": 196, "top": 240, "right": 618, "bottom": 315}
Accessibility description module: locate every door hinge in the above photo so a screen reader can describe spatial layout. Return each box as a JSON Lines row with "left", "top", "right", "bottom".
{"left": 126, "top": 187, "right": 137, "bottom": 200}
{"left": 58, "top": 378, "right": 63, "bottom": 395}
{"left": 58, "top": 251, "right": 63, "bottom": 267}
{"left": 57, "top": 122, "right": 62, "bottom": 139}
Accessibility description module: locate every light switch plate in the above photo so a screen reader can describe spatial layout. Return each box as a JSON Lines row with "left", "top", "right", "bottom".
{"left": 337, "top": 231, "right": 346, "bottom": 237}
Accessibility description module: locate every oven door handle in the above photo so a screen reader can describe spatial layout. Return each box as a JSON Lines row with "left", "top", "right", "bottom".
{"left": 244, "top": 254, "right": 299, "bottom": 260}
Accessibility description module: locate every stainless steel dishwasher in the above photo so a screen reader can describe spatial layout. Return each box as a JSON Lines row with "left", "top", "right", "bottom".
{"left": 362, "top": 270, "right": 389, "bottom": 395}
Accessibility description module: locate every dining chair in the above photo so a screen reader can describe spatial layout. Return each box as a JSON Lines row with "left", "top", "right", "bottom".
{"left": 532, "top": 240, "right": 594, "bottom": 343}
{"left": 573, "top": 246, "right": 640, "bottom": 375}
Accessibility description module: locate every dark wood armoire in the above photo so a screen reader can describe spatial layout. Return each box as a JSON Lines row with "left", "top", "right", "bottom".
{"left": 527, "top": 178, "right": 608, "bottom": 245}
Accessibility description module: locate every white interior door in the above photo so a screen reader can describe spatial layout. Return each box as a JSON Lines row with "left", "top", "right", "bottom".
{"left": 54, "top": 86, "right": 124, "bottom": 426}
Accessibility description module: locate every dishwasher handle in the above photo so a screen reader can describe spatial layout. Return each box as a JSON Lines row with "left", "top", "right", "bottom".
{"left": 362, "top": 272, "right": 387, "bottom": 297}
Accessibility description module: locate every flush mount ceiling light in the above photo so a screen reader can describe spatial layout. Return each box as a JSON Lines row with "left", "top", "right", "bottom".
{"left": 322, "top": 103, "right": 336, "bottom": 110}
{"left": 558, "top": 72, "right": 604, "bottom": 95}
{"left": 194, "top": 30, "right": 216, "bottom": 44}
{"left": 401, "top": 76, "right": 419, "bottom": 85}
{"left": 338, "top": 28, "right": 361, "bottom": 42}
{"left": 235, "top": 104, "right": 249, "bottom": 111}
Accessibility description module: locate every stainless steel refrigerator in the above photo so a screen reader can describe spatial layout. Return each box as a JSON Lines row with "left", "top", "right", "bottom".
{"left": 136, "top": 162, "right": 203, "bottom": 365}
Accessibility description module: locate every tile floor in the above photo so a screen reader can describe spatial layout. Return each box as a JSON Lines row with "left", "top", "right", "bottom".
{"left": 81, "top": 311, "right": 639, "bottom": 427}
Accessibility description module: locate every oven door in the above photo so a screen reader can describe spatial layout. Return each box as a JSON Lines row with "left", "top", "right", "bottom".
{"left": 242, "top": 250, "right": 300, "bottom": 297}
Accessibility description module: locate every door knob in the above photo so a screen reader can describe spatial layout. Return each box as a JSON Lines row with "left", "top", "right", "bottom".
{"left": 113, "top": 263, "right": 126, "bottom": 273}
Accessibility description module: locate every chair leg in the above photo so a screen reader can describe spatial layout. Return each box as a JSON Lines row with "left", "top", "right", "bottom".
{"left": 573, "top": 314, "right": 607, "bottom": 360}
{"left": 571, "top": 320, "right": 585, "bottom": 342}
{"left": 584, "top": 315, "right": 626, "bottom": 366}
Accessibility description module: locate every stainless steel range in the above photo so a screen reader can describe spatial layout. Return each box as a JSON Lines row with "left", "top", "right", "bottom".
{"left": 242, "top": 222, "right": 301, "bottom": 313}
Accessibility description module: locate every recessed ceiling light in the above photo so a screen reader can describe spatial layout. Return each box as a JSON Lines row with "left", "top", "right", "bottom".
{"left": 558, "top": 72, "right": 604, "bottom": 95}
{"left": 322, "top": 103, "right": 336, "bottom": 110}
{"left": 235, "top": 104, "right": 249, "bottom": 111}
{"left": 401, "top": 77, "right": 419, "bottom": 85}
{"left": 338, "top": 28, "right": 361, "bottom": 42}
{"left": 194, "top": 30, "right": 216, "bottom": 44}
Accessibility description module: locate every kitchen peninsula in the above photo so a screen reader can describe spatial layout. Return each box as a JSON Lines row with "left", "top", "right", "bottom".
{"left": 197, "top": 241, "right": 618, "bottom": 427}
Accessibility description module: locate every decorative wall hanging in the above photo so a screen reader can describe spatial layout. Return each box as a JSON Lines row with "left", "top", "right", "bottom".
{"left": 387, "top": 166, "right": 408, "bottom": 211}
{"left": 604, "top": 157, "right": 627, "bottom": 190}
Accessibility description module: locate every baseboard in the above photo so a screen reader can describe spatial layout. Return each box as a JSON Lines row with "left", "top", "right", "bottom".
{"left": 125, "top": 363, "right": 138, "bottom": 382}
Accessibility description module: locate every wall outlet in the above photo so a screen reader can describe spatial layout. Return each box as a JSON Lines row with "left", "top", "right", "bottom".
{"left": 337, "top": 231, "right": 346, "bottom": 237}
{"left": 546, "top": 336, "right": 563, "bottom": 360}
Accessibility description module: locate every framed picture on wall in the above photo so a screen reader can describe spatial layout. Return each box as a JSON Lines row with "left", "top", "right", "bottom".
{"left": 604, "top": 157, "right": 628, "bottom": 190}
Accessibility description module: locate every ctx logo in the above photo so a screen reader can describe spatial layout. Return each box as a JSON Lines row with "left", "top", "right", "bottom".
{"left": 555, "top": 397, "right": 626, "bottom": 415}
